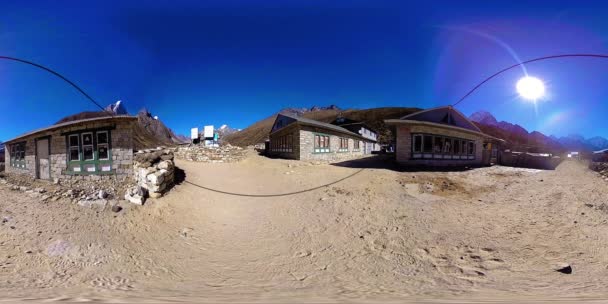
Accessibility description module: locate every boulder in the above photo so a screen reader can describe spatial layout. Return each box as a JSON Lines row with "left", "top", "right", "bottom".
{"left": 111, "top": 205, "right": 123, "bottom": 213}
{"left": 98, "top": 190, "right": 109, "bottom": 199}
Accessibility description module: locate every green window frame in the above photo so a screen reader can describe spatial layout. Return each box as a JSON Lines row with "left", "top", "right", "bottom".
{"left": 314, "top": 134, "right": 330, "bottom": 153}
{"left": 9, "top": 142, "right": 26, "bottom": 169}
{"left": 65, "top": 129, "right": 113, "bottom": 175}
{"left": 411, "top": 133, "right": 476, "bottom": 160}
{"left": 338, "top": 137, "right": 349, "bottom": 152}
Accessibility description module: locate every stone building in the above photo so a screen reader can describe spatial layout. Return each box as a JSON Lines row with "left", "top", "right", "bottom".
{"left": 4, "top": 116, "right": 136, "bottom": 181}
{"left": 385, "top": 106, "right": 503, "bottom": 167}
{"left": 331, "top": 117, "right": 380, "bottom": 153}
{"left": 267, "top": 114, "right": 377, "bottom": 161}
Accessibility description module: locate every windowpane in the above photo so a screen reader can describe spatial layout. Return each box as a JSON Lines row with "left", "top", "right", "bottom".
{"left": 453, "top": 140, "right": 460, "bottom": 154}
{"left": 423, "top": 135, "right": 432, "bottom": 152}
{"left": 98, "top": 145, "right": 109, "bottom": 160}
{"left": 443, "top": 138, "right": 452, "bottom": 153}
{"left": 468, "top": 142, "right": 474, "bottom": 155}
{"left": 433, "top": 137, "right": 443, "bottom": 153}
{"left": 413, "top": 135, "right": 422, "bottom": 152}
{"left": 83, "top": 146, "right": 94, "bottom": 160}
{"left": 69, "top": 135, "right": 79, "bottom": 147}
{"left": 70, "top": 148, "right": 80, "bottom": 161}
{"left": 82, "top": 133, "right": 93, "bottom": 146}
{"left": 97, "top": 132, "right": 108, "bottom": 144}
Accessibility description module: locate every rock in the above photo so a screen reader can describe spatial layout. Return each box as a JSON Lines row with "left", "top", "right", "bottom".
{"left": 149, "top": 192, "right": 162, "bottom": 199}
{"left": 53, "top": 178, "right": 60, "bottom": 185}
{"left": 157, "top": 160, "right": 173, "bottom": 170}
{"left": 24, "top": 250, "right": 32, "bottom": 254}
{"left": 98, "top": 190, "right": 108, "bottom": 199}
{"left": 111, "top": 205, "right": 123, "bottom": 213}
{"left": 180, "top": 227, "right": 193, "bottom": 238}
{"left": 77, "top": 199, "right": 107, "bottom": 208}
{"left": 160, "top": 154, "right": 174, "bottom": 161}
{"left": 554, "top": 263, "right": 572, "bottom": 274}
{"left": 19, "top": 186, "right": 28, "bottom": 191}
{"left": 34, "top": 188, "right": 46, "bottom": 193}
{"left": 125, "top": 193, "right": 145, "bottom": 205}
{"left": 136, "top": 186, "right": 148, "bottom": 198}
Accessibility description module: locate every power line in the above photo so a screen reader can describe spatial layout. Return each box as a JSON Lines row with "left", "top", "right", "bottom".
{"left": 453, "top": 54, "right": 608, "bottom": 107}
{"left": 0, "top": 55, "right": 113, "bottom": 117}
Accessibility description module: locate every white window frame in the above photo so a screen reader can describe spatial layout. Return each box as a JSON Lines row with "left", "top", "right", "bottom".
{"left": 97, "top": 131, "right": 110, "bottom": 160}
{"left": 68, "top": 134, "right": 80, "bottom": 161}
{"left": 81, "top": 132, "right": 94, "bottom": 161}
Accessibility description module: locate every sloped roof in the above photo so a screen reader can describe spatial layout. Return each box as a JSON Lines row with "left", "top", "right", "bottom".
{"left": 5, "top": 115, "right": 137, "bottom": 144}
{"left": 271, "top": 114, "right": 372, "bottom": 141}
{"left": 399, "top": 106, "right": 482, "bottom": 133}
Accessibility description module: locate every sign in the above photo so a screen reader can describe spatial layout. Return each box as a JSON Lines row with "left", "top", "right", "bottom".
{"left": 203, "top": 125, "right": 214, "bottom": 138}
{"left": 214, "top": 132, "right": 219, "bottom": 141}
{"left": 190, "top": 128, "right": 199, "bottom": 139}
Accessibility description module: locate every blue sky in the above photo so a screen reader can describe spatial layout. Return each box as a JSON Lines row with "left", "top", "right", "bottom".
{"left": 2, "top": 0, "right": 608, "bottom": 140}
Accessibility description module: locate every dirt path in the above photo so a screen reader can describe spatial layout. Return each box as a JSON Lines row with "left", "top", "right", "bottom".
{"left": 2, "top": 154, "right": 608, "bottom": 302}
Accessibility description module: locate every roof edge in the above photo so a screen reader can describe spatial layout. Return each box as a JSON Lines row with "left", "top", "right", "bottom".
{"left": 4, "top": 115, "right": 137, "bottom": 144}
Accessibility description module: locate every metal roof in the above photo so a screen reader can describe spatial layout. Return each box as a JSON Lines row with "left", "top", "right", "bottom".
{"left": 4, "top": 115, "right": 137, "bottom": 144}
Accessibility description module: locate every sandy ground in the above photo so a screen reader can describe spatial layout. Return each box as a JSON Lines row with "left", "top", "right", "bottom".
{"left": 2, "top": 152, "right": 608, "bottom": 302}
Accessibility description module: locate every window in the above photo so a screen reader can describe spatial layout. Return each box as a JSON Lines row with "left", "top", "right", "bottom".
{"left": 423, "top": 135, "right": 433, "bottom": 152}
{"left": 97, "top": 131, "right": 109, "bottom": 160}
{"left": 314, "top": 134, "right": 330, "bottom": 153}
{"left": 10, "top": 142, "right": 26, "bottom": 168}
{"left": 67, "top": 130, "right": 112, "bottom": 174}
{"left": 411, "top": 133, "right": 476, "bottom": 160}
{"left": 339, "top": 137, "right": 349, "bottom": 152}
{"left": 271, "top": 134, "right": 293, "bottom": 153}
{"left": 413, "top": 135, "right": 422, "bottom": 153}
{"left": 354, "top": 140, "right": 360, "bottom": 151}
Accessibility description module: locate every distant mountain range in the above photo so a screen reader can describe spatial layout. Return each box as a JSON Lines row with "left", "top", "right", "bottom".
{"left": 469, "top": 110, "right": 608, "bottom": 152}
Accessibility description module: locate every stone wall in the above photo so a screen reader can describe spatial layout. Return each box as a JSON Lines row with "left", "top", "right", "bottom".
{"left": 395, "top": 124, "right": 484, "bottom": 166}
{"left": 4, "top": 118, "right": 135, "bottom": 182}
{"left": 175, "top": 144, "right": 246, "bottom": 163}
{"left": 133, "top": 148, "right": 176, "bottom": 199}
{"left": 298, "top": 126, "right": 370, "bottom": 162}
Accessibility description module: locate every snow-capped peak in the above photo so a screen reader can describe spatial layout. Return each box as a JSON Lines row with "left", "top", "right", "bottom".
{"left": 220, "top": 124, "right": 228, "bottom": 129}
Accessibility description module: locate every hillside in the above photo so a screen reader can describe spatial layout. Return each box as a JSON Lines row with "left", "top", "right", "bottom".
{"left": 224, "top": 107, "right": 421, "bottom": 147}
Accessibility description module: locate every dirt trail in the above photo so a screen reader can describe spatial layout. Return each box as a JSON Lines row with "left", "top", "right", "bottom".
{"left": 2, "top": 154, "right": 608, "bottom": 302}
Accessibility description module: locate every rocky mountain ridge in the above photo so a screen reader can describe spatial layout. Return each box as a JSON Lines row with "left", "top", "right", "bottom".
{"left": 469, "top": 111, "right": 608, "bottom": 152}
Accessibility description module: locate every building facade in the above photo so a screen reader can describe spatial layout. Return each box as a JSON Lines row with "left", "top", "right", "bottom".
{"left": 331, "top": 117, "right": 379, "bottom": 154}
{"left": 4, "top": 116, "right": 137, "bottom": 181}
{"left": 268, "top": 114, "right": 377, "bottom": 161}
{"left": 385, "top": 106, "right": 502, "bottom": 167}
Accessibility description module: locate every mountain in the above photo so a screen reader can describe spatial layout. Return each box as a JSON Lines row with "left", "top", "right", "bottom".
{"left": 470, "top": 110, "right": 608, "bottom": 153}
{"left": 55, "top": 102, "right": 187, "bottom": 149}
{"left": 223, "top": 106, "right": 421, "bottom": 147}
{"left": 217, "top": 125, "right": 240, "bottom": 139}
{"left": 587, "top": 136, "right": 608, "bottom": 150}
{"left": 104, "top": 100, "right": 128, "bottom": 115}
{"left": 136, "top": 108, "right": 188, "bottom": 146}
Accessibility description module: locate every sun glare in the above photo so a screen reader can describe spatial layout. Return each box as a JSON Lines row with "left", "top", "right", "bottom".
{"left": 516, "top": 76, "right": 545, "bottom": 101}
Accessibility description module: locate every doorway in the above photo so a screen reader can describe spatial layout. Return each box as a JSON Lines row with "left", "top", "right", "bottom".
{"left": 36, "top": 138, "right": 50, "bottom": 180}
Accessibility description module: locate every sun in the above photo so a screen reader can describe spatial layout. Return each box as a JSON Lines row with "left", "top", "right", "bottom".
{"left": 516, "top": 76, "right": 545, "bottom": 101}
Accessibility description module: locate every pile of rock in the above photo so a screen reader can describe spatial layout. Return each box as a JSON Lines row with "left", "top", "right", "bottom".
{"left": 589, "top": 162, "right": 608, "bottom": 180}
{"left": 175, "top": 144, "right": 246, "bottom": 163}
{"left": 131, "top": 147, "right": 176, "bottom": 204}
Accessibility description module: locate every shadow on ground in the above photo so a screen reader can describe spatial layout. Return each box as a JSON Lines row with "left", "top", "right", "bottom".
{"left": 331, "top": 155, "right": 477, "bottom": 172}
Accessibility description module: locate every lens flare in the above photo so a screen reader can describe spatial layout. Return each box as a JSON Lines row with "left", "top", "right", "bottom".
{"left": 516, "top": 76, "right": 545, "bottom": 101}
